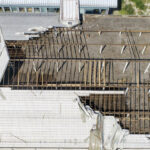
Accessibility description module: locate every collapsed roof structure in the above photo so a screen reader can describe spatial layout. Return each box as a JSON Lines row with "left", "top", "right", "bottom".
{"left": 0, "top": 88, "right": 149, "bottom": 150}
{"left": 0, "top": 0, "right": 150, "bottom": 150}
{"left": 0, "top": 0, "right": 118, "bottom": 14}
{"left": 0, "top": 19, "right": 150, "bottom": 149}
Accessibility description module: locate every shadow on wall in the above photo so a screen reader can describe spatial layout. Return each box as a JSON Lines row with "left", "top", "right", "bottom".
{"left": 109, "top": 0, "right": 122, "bottom": 14}
{"left": 118, "top": 0, "right": 122, "bottom": 10}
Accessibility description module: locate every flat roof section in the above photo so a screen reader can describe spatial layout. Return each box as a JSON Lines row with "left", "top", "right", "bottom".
{"left": 0, "top": 13, "right": 63, "bottom": 41}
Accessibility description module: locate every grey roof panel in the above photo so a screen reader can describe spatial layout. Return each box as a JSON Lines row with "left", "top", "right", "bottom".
{"left": 0, "top": 13, "right": 63, "bottom": 40}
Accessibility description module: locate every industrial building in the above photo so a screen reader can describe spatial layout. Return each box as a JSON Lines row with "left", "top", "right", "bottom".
{"left": 0, "top": 0, "right": 118, "bottom": 14}
{"left": 0, "top": 0, "right": 150, "bottom": 150}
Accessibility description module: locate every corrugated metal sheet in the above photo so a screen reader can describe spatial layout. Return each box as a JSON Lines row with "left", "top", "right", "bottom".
{"left": 80, "top": 0, "right": 117, "bottom": 8}
{"left": 60, "top": 0, "right": 80, "bottom": 27}
{"left": 0, "top": 88, "right": 149, "bottom": 149}
{"left": 62, "top": 0, "right": 79, "bottom": 20}
{"left": 0, "top": 0, "right": 118, "bottom": 8}
{"left": 0, "top": 0, "right": 59, "bottom": 6}
{"left": 0, "top": 89, "right": 97, "bottom": 148}
{"left": 120, "top": 135, "right": 150, "bottom": 149}
{"left": 0, "top": 29, "right": 9, "bottom": 82}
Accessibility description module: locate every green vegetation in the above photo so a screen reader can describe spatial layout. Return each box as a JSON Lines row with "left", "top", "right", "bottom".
{"left": 123, "top": 4, "right": 135, "bottom": 15}
{"left": 131, "top": 0, "right": 146, "bottom": 10}
{"left": 113, "top": 0, "right": 149, "bottom": 15}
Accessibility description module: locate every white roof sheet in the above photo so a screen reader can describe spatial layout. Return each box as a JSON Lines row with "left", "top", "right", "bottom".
{"left": 0, "top": 29, "right": 9, "bottom": 81}
{"left": 119, "top": 135, "right": 150, "bottom": 149}
{"left": 0, "top": 88, "right": 149, "bottom": 149}
{"left": 60, "top": 0, "right": 80, "bottom": 27}
{"left": 61, "top": 0, "right": 79, "bottom": 21}
{"left": 0, "top": 88, "right": 98, "bottom": 148}
{"left": 0, "top": 0, "right": 118, "bottom": 8}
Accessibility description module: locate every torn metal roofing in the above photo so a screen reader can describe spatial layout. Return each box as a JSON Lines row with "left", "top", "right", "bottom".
{"left": 0, "top": 89, "right": 98, "bottom": 148}
{"left": 0, "top": 29, "right": 9, "bottom": 81}
{"left": 0, "top": 88, "right": 149, "bottom": 149}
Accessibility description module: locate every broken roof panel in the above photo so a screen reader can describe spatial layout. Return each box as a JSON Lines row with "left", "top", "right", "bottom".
{"left": 0, "top": 89, "right": 97, "bottom": 148}
{"left": 0, "top": 29, "right": 9, "bottom": 82}
{"left": 0, "top": 88, "right": 149, "bottom": 149}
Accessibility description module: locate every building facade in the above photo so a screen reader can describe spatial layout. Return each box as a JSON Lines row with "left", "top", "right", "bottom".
{"left": 0, "top": 0, "right": 118, "bottom": 14}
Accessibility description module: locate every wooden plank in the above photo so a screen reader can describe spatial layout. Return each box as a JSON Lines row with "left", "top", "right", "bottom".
{"left": 36, "top": 72, "right": 38, "bottom": 85}
{"left": 89, "top": 61, "right": 92, "bottom": 86}
{"left": 84, "top": 62, "right": 87, "bottom": 86}
{"left": 94, "top": 60, "right": 97, "bottom": 86}
{"left": 27, "top": 72, "right": 29, "bottom": 85}
{"left": 10, "top": 58, "right": 150, "bottom": 63}
{"left": 0, "top": 83, "right": 136, "bottom": 88}
{"left": 103, "top": 60, "right": 106, "bottom": 87}
{"left": 99, "top": 61, "right": 101, "bottom": 86}
{"left": 137, "top": 65, "right": 140, "bottom": 88}
{"left": 17, "top": 72, "right": 20, "bottom": 86}
{"left": 42, "top": 72, "right": 44, "bottom": 86}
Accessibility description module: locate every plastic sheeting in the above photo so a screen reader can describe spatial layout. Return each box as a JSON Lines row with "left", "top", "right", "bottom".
{"left": 89, "top": 114, "right": 104, "bottom": 150}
